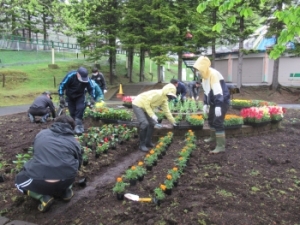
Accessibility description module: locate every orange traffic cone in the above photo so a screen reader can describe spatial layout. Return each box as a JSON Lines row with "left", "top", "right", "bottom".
{"left": 116, "top": 84, "right": 124, "bottom": 99}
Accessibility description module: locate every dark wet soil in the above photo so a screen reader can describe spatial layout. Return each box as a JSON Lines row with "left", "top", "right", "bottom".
{"left": 1, "top": 86, "right": 300, "bottom": 224}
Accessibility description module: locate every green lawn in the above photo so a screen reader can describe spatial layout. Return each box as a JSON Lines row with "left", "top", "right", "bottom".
{"left": 0, "top": 50, "right": 194, "bottom": 106}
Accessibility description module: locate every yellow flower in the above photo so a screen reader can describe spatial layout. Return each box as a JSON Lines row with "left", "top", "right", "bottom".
{"left": 138, "top": 161, "right": 143, "bottom": 166}
{"left": 117, "top": 177, "right": 122, "bottom": 182}
{"left": 131, "top": 166, "right": 136, "bottom": 170}
{"left": 150, "top": 149, "right": 155, "bottom": 155}
{"left": 166, "top": 174, "right": 172, "bottom": 180}
{"left": 173, "top": 167, "right": 178, "bottom": 171}
{"left": 160, "top": 184, "right": 166, "bottom": 191}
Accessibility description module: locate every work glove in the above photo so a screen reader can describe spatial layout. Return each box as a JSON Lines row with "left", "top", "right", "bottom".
{"left": 191, "top": 97, "right": 195, "bottom": 100}
{"left": 215, "top": 107, "right": 222, "bottom": 117}
{"left": 196, "top": 96, "right": 199, "bottom": 101}
{"left": 173, "top": 123, "right": 179, "bottom": 127}
{"left": 90, "top": 98, "right": 95, "bottom": 108}
{"left": 151, "top": 114, "right": 158, "bottom": 123}
{"left": 104, "top": 90, "right": 107, "bottom": 94}
{"left": 203, "top": 104, "right": 209, "bottom": 114}
{"left": 59, "top": 96, "right": 65, "bottom": 106}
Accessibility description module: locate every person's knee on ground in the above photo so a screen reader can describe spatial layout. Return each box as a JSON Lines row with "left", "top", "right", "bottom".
{"left": 27, "top": 190, "right": 54, "bottom": 212}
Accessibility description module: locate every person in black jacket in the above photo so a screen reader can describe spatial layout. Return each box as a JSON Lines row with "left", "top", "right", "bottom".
{"left": 90, "top": 67, "right": 107, "bottom": 94}
{"left": 170, "top": 78, "right": 187, "bottom": 101}
{"left": 186, "top": 81, "right": 201, "bottom": 100}
{"left": 15, "top": 115, "right": 82, "bottom": 212}
{"left": 27, "top": 91, "right": 56, "bottom": 123}
{"left": 58, "top": 67, "right": 95, "bottom": 134}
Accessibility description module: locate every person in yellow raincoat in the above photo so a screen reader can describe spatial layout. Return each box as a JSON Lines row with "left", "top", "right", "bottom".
{"left": 193, "top": 56, "right": 230, "bottom": 154}
{"left": 132, "top": 83, "right": 178, "bottom": 152}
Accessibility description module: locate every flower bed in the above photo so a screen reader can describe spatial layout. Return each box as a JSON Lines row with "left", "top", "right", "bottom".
{"left": 224, "top": 114, "right": 244, "bottom": 129}
{"left": 231, "top": 99, "right": 277, "bottom": 109}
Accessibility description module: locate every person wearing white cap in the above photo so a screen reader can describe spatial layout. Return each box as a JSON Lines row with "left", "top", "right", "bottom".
{"left": 27, "top": 91, "right": 56, "bottom": 123}
{"left": 193, "top": 56, "right": 230, "bottom": 154}
{"left": 132, "top": 83, "right": 178, "bottom": 152}
{"left": 58, "top": 67, "right": 96, "bottom": 134}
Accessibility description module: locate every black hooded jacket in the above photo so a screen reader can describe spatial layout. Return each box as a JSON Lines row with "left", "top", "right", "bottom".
{"left": 24, "top": 122, "right": 82, "bottom": 180}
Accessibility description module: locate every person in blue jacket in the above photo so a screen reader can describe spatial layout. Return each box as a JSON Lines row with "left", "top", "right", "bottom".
{"left": 85, "top": 80, "right": 104, "bottom": 107}
{"left": 170, "top": 78, "right": 187, "bottom": 102}
{"left": 58, "top": 67, "right": 95, "bottom": 134}
{"left": 193, "top": 56, "right": 230, "bottom": 154}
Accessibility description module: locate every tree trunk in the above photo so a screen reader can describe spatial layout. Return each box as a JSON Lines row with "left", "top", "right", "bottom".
{"left": 237, "top": 16, "right": 245, "bottom": 89}
{"left": 139, "top": 48, "right": 145, "bottom": 82}
{"left": 177, "top": 51, "right": 183, "bottom": 81}
{"left": 271, "top": 58, "right": 280, "bottom": 90}
{"left": 211, "top": 9, "right": 217, "bottom": 68}
{"left": 127, "top": 47, "right": 134, "bottom": 83}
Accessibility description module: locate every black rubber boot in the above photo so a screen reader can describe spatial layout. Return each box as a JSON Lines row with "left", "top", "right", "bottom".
{"left": 139, "top": 128, "right": 149, "bottom": 152}
{"left": 145, "top": 125, "right": 155, "bottom": 148}
{"left": 75, "top": 118, "right": 84, "bottom": 135}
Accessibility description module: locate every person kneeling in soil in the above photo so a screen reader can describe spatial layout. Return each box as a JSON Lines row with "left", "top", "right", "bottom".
{"left": 15, "top": 115, "right": 82, "bottom": 212}
{"left": 27, "top": 91, "right": 56, "bottom": 123}
{"left": 193, "top": 56, "right": 230, "bottom": 154}
{"left": 132, "top": 83, "right": 178, "bottom": 152}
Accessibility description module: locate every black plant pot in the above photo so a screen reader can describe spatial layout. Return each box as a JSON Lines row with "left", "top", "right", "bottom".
{"left": 173, "top": 180, "right": 178, "bottom": 187}
{"left": 83, "top": 160, "right": 89, "bottom": 166}
{"left": 146, "top": 165, "right": 152, "bottom": 171}
{"left": 138, "top": 175, "right": 144, "bottom": 182}
{"left": 164, "top": 188, "right": 172, "bottom": 195}
{"left": 103, "top": 150, "right": 108, "bottom": 154}
{"left": 129, "top": 179, "right": 137, "bottom": 186}
{"left": 153, "top": 161, "right": 157, "bottom": 166}
{"left": 117, "top": 193, "right": 124, "bottom": 200}
{"left": 111, "top": 145, "right": 116, "bottom": 150}
{"left": 95, "top": 153, "right": 100, "bottom": 158}
{"left": 0, "top": 175, "right": 4, "bottom": 183}
{"left": 158, "top": 154, "right": 163, "bottom": 159}
{"left": 134, "top": 134, "right": 138, "bottom": 139}
{"left": 161, "top": 151, "right": 166, "bottom": 156}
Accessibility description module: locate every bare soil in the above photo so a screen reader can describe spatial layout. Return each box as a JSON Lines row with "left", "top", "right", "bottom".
{"left": 1, "top": 86, "right": 300, "bottom": 225}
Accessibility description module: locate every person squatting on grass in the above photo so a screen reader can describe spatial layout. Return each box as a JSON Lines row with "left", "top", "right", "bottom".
{"left": 193, "top": 56, "right": 230, "bottom": 154}
{"left": 27, "top": 91, "right": 56, "bottom": 123}
{"left": 15, "top": 115, "right": 82, "bottom": 212}
{"left": 132, "top": 83, "right": 178, "bottom": 152}
{"left": 58, "top": 67, "right": 96, "bottom": 135}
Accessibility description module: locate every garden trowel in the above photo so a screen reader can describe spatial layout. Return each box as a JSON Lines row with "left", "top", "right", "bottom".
{"left": 124, "top": 193, "right": 157, "bottom": 204}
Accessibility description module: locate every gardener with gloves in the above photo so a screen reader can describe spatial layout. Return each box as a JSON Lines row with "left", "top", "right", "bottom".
{"left": 58, "top": 67, "right": 96, "bottom": 135}
{"left": 132, "top": 83, "right": 178, "bottom": 152}
{"left": 193, "top": 56, "right": 230, "bottom": 154}
{"left": 90, "top": 67, "right": 107, "bottom": 94}
{"left": 28, "top": 91, "right": 56, "bottom": 123}
{"left": 187, "top": 81, "right": 201, "bottom": 100}
{"left": 85, "top": 80, "right": 104, "bottom": 107}
{"left": 15, "top": 115, "right": 82, "bottom": 212}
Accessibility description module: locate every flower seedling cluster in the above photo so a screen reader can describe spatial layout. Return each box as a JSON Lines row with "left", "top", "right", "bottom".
{"left": 186, "top": 114, "right": 204, "bottom": 126}
{"left": 112, "top": 177, "right": 129, "bottom": 194}
{"left": 224, "top": 114, "right": 244, "bottom": 126}
{"left": 241, "top": 106, "right": 286, "bottom": 124}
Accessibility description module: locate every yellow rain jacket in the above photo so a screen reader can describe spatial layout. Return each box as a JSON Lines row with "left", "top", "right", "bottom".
{"left": 132, "top": 83, "right": 176, "bottom": 124}
{"left": 193, "top": 56, "right": 230, "bottom": 106}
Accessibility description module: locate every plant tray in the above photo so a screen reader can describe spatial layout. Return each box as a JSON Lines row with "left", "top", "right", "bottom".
{"left": 271, "top": 118, "right": 283, "bottom": 124}
{"left": 244, "top": 121, "right": 270, "bottom": 127}
{"left": 174, "top": 121, "right": 203, "bottom": 130}
{"left": 231, "top": 105, "right": 250, "bottom": 110}
{"left": 225, "top": 124, "right": 243, "bottom": 130}
{"left": 122, "top": 103, "right": 132, "bottom": 108}
{"left": 101, "top": 119, "right": 119, "bottom": 124}
{"left": 117, "top": 120, "right": 139, "bottom": 127}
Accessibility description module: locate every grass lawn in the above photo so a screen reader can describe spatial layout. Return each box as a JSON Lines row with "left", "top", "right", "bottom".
{"left": 0, "top": 50, "right": 194, "bottom": 106}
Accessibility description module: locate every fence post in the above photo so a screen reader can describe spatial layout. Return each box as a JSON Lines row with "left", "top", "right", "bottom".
{"left": 53, "top": 76, "right": 56, "bottom": 88}
{"left": 2, "top": 75, "right": 5, "bottom": 87}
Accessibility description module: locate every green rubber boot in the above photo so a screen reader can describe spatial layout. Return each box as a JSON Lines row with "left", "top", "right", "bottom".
{"left": 27, "top": 190, "right": 54, "bottom": 212}
{"left": 209, "top": 132, "right": 226, "bottom": 154}
{"left": 204, "top": 129, "right": 216, "bottom": 143}
{"left": 62, "top": 185, "right": 74, "bottom": 201}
